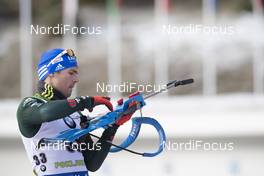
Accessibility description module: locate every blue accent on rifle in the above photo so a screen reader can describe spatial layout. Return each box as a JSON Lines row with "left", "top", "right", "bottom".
{"left": 110, "top": 117, "right": 166, "bottom": 157}
{"left": 41, "top": 93, "right": 165, "bottom": 157}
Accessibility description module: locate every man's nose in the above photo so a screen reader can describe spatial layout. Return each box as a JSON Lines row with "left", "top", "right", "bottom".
{"left": 73, "top": 74, "right": 79, "bottom": 83}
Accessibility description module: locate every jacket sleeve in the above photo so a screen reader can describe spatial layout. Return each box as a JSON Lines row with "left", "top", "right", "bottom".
{"left": 79, "top": 124, "right": 119, "bottom": 172}
{"left": 18, "top": 97, "right": 93, "bottom": 124}
{"left": 17, "top": 97, "right": 94, "bottom": 137}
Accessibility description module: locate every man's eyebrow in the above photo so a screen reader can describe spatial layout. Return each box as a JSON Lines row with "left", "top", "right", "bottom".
{"left": 69, "top": 69, "right": 79, "bottom": 74}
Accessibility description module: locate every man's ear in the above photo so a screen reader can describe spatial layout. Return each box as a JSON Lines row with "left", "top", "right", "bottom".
{"left": 44, "top": 74, "right": 54, "bottom": 84}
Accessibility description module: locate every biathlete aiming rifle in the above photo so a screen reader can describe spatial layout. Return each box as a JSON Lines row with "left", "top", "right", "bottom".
{"left": 41, "top": 78, "right": 194, "bottom": 157}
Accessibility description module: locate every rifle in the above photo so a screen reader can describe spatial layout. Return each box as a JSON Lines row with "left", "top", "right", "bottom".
{"left": 41, "top": 79, "right": 194, "bottom": 157}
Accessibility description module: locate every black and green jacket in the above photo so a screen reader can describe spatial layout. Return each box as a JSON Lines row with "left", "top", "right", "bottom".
{"left": 17, "top": 81, "right": 118, "bottom": 172}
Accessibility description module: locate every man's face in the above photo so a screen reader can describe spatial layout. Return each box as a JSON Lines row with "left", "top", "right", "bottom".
{"left": 50, "top": 67, "right": 79, "bottom": 97}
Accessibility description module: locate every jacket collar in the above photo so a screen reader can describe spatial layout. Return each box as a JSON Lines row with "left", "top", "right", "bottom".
{"left": 35, "top": 81, "right": 66, "bottom": 101}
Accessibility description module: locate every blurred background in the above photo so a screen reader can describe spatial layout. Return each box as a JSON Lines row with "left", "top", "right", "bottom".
{"left": 0, "top": 0, "right": 264, "bottom": 175}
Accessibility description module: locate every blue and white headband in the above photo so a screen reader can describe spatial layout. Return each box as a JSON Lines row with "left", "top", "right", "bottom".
{"left": 37, "top": 48, "right": 78, "bottom": 81}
